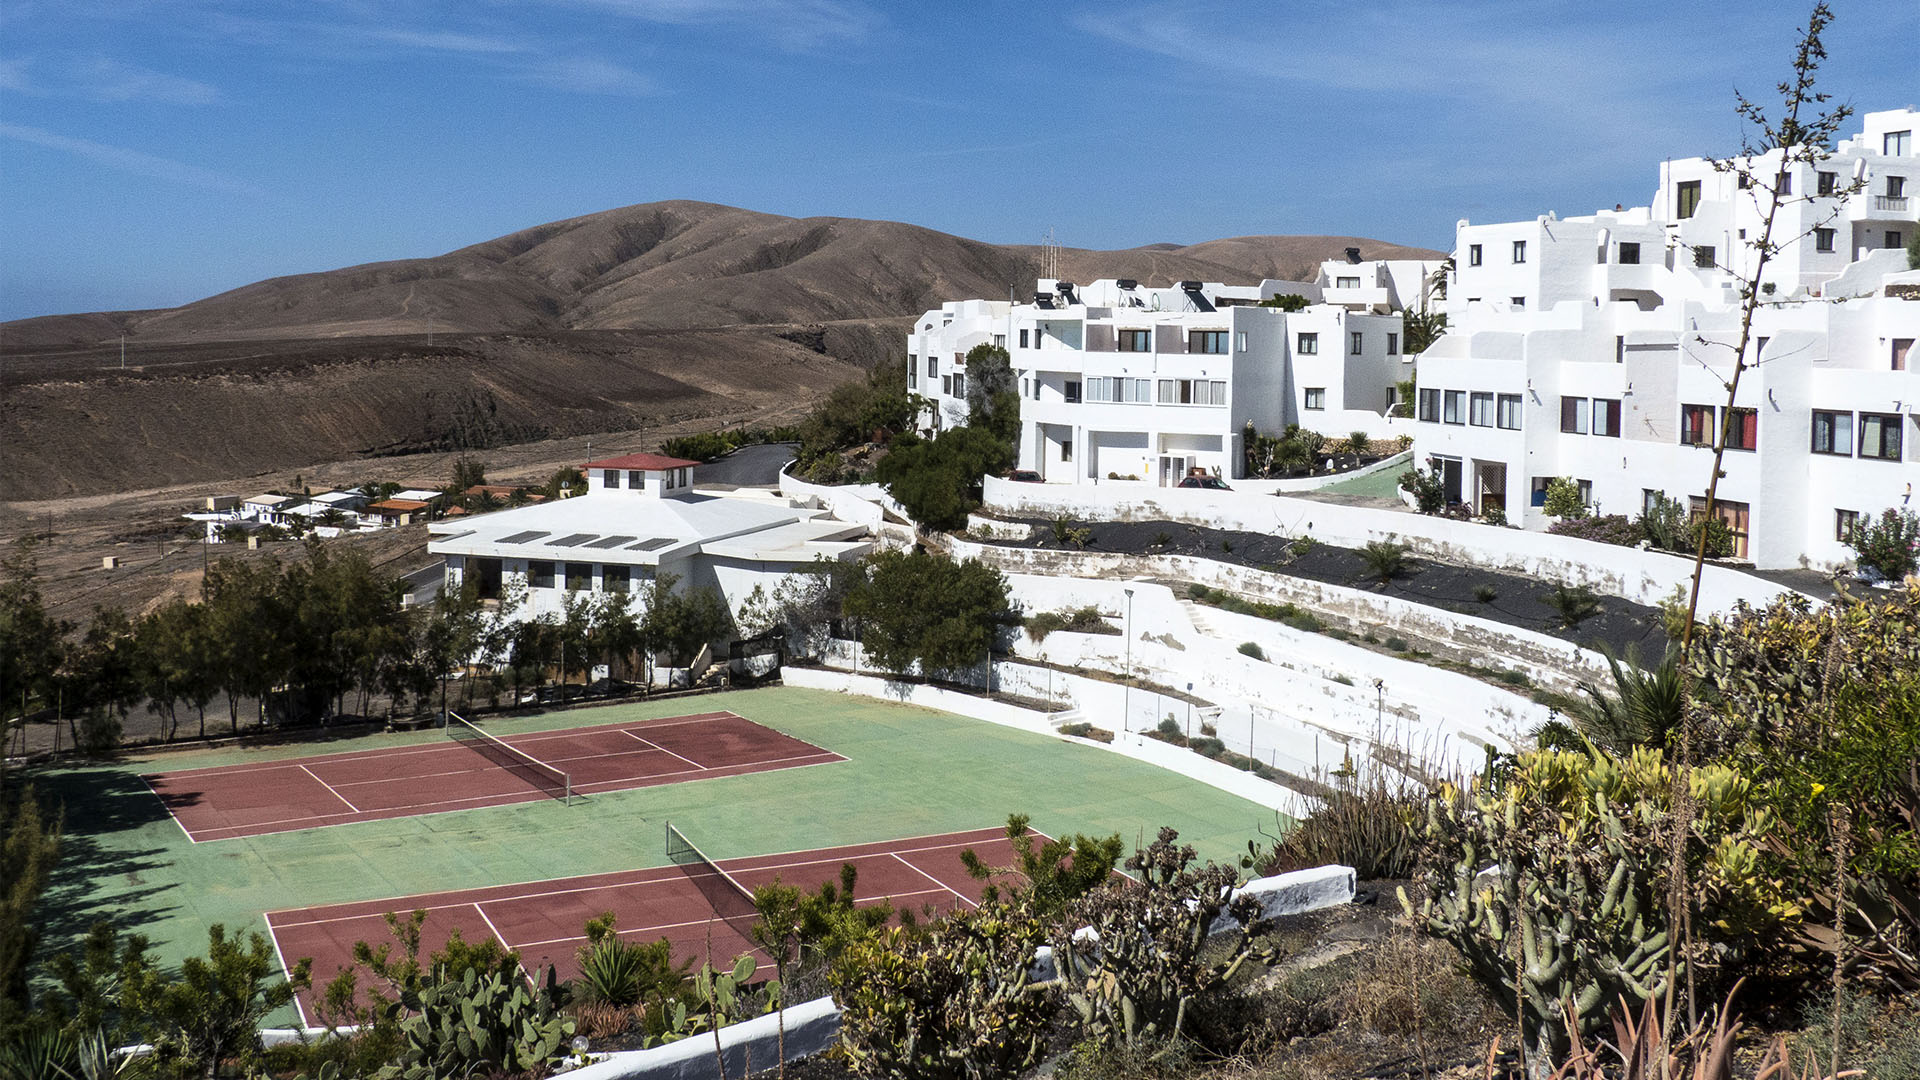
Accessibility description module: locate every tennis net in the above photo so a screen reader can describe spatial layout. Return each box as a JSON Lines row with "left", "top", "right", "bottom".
{"left": 665, "top": 821, "right": 760, "bottom": 943}
{"left": 445, "top": 712, "right": 572, "bottom": 804}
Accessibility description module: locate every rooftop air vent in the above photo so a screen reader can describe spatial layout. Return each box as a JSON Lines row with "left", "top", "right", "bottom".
{"left": 1345, "top": 247, "right": 1362, "bottom": 263}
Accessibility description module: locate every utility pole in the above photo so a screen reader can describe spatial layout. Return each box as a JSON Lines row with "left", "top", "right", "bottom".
{"left": 1122, "top": 587, "right": 1135, "bottom": 732}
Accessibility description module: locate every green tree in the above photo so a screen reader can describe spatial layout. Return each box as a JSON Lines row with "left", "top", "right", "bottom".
{"left": 449, "top": 456, "right": 487, "bottom": 493}
{"left": 842, "top": 549, "right": 1012, "bottom": 677}
{"left": 961, "top": 343, "right": 1020, "bottom": 449}
{"left": 1257, "top": 293, "right": 1309, "bottom": 311}
{"left": 1563, "top": 644, "right": 1684, "bottom": 753}
{"left": 1542, "top": 476, "right": 1587, "bottom": 519}
{"left": 645, "top": 574, "right": 732, "bottom": 681}
{"left": 0, "top": 540, "right": 64, "bottom": 725}
{"left": 1401, "top": 309, "right": 1447, "bottom": 354}
{"left": 960, "top": 813, "right": 1123, "bottom": 919}
{"left": 1844, "top": 506, "right": 1920, "bottom": 581}
{"left": 0, "top": 778, "right": 61, "bottom": 1032}
{"left": 874, "top": 427, "right": 1015, "bottom": 531}
{"left": 126, "top": 923, "right": 308, "bottom": 1080}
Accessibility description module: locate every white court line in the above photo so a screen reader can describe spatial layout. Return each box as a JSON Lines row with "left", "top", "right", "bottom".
{"left": 622, "top": 729, "right": 704, "bottom": 771}
{"left": 888, "top": 852, "right": 975, "bottom": 907}
{"left": 263, "top": 915, "right": 313, "bottom": 1031}
{"left": 300, "top": 764, "right": 363, "bottom": 813}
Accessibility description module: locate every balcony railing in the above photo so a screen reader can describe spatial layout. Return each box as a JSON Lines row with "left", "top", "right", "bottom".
{"left": 1875, "top": 195, "right": 1910, "bottom": 212}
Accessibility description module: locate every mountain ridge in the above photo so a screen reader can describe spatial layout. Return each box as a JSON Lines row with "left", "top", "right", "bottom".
{"left": 2, "top": 199, "right": 1442, "bottom": 351}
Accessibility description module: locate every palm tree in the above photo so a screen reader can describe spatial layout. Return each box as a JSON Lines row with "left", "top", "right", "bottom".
{"left": 1563, "top": 643, "right": 1683, "bottom": 753}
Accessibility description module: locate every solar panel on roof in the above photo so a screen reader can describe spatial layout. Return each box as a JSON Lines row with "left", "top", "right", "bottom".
{"left": 627, "top": 537, "right": 673, "bottom": 551}
{"left": 548, "top": 533, "right": 598, "bottom": 547}
{"left": 585, "top": 535, "right": 639, "bottom": 549}
{"left": 497, "top": 530, "right": 550, "bottom": 544}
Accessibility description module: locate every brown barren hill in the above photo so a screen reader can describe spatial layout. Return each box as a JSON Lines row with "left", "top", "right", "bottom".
{"left": 1, "top": 199, "right": 1439, "bottom": 499}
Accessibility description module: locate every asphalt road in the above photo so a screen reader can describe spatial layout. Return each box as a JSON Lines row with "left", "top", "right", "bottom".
{"left": 694, "top": 442, "right": 797, "bottom": 488}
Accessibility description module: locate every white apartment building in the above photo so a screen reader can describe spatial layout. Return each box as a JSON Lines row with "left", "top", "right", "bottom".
{"left": 1414, "top": 108, "right": 1920, "bottom": 571}
{"left": 1316, "top": 249, "right": 1443, "bottom": 314}
{"left": 908, "top": 278, "right": 1409, "bottom": 486}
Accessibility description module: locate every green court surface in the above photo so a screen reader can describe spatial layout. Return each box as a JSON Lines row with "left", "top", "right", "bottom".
{"left": 26, "top": 686, "right": 1281, "bottom": 1024}
{"left": 1316, "top": 465, "right": 1406, "bottom": 498}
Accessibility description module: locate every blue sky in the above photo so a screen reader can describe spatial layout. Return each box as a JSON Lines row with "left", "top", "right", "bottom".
{"left": 2, "top": 1, "right": 1914, "bottom": 321}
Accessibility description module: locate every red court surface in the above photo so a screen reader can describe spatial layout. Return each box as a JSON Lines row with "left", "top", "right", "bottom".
{"left": 265, "top": 826, "right": 1022, "bottom": 1028}
{"left": 145, "top": 712, "right": 844, "bottom": 842}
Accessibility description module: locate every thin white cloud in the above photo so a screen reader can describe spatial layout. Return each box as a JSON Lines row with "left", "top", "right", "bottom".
{"left": 0, "top": 122, "right": 260, "bottom": 195}
{"left": 0, "top": 54, "right": 221, "bottom": 104}
{"left": 514, "top": 55, "right": 656, "bottom": 96}
{"left": 353, "top": 28, "right": 529, "bottom": 55}
{"left": 555, "top": 0, "right": 877, "bottom": 49}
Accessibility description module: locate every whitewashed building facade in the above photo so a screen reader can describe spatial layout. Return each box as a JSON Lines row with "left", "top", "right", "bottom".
{"left": 909, "top": 278, "right": 1410, "bottom": 486}
{"left": 1413, "top": 107, "right": 1920, "bottom": 570}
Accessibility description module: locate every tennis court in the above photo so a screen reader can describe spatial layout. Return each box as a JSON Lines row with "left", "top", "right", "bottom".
{"left": 265, "top": 825, "right": 1022, "bottom": 1027}
{"left": 146, "top": 711, "right": 845, "bottom": 842}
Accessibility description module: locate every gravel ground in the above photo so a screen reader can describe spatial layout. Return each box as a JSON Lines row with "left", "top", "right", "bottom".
{"left": 986, "top": 515, "right": 1669, "bottom": 660}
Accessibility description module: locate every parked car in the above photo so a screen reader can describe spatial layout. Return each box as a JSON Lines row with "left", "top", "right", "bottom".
{"left": 1177, "top": 475, "right": 1232, "bottom": 490}
{"left": 1007, "top": 470, "right": 1043, "bottom": 483}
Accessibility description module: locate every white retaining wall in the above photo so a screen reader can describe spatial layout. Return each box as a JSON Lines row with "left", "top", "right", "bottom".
{"left": 954, "top": 536, "right": 1612, "bottom": 694}
{"left": 557, "top": 996, "right": 841, "bottom": 1080}
{"left": 982, "top": 476, "right": 1805, "bottom": 613}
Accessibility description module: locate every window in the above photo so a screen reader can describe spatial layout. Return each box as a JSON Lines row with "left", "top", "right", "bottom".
{"left": 1418, "top": 388, "right": 1441, "bottom": 422}
{"left": 1157, "top": 379, "right": 1226, "bottom": 405}
{"left": 1032, "top": 377, "right": 1041, "bottom": 400}
{"left": 1497, "top": 393, "right": 1523, "bottom": 430}
{"left": 1512, "top": 240, "right": 1527, "bottom": 263}
{"left": 603, "top": 469, "right": 620, "bottom": 488}
{"left": 1063, "top": 380, "right": 1081, "bottom": 404}
{"left": 907, "top": 365, "right": 917, "bottom": 388}
{"left": 1887, "top": 231, "right": 1905, "bottom": 250}
{"left": 1578, "top": 479, "right": 1594, "bottom": 507}
{"left": 993, "top": 334, "right": 1005, "bottom": 347}
{"left": 1860, "top": 412, "right": 1903, "bottom": 460}
{"left": 1387, "top": 332, "right": 1399, "bottom": 355}
{"left": 1443, "top": 389, "right": 1465, "bottom": 425}
{"left": 1236, "top": 331, "right": 1247, "bottom": 352}
{"left": 1089, "top": 377, "right": 1152, "bottom": 403}
{"left": 1510, "top": 297, "right": 1526, "bottom": 308}
{"left": 1115, "top": 328, "right": 1149, "bottom": 352}
{"left": 951, "top": 373, "right": 966, "bottom": 399}
{"left": 1835, "top": 509, "right": 1861, "bottom": 542}
{"left": 1618, "top": 242, "right": 1640, "bottom": 264}
{"left": 1676, "top": 179, "right": 1702, "bottom": 219}
{"left": 602, "top": 564, "right": 631, "bottom": 595}
{"left": 1530, "top": 476, "right": 1552, "bottom": 507}
{"left": 1891, "top": 176, "right": 1908, "bottom": 198}
{"left": 627, "top": 470, "right": 644, "bottom": 489}
{"left": 1811, "top": 410, "right": 1853, "bottom": 455}
{"left": 1593, "top": 398, "right": 1622, "bottom": 438}
{"left": 1818, "top": 170, "right": 1837, "bottom": 195}
{"left": 1304, "top": 387, "right": 1326, "bottom": 410}
{"left": 1297, "top": 332, "right": 1319, "bottom": 355}
{"left": 1336, "top": 276, "right": 1361, "bottom": 288}
{"left": 1189, "top": 329, "right": 1228, "bottom": 354}
{"left": 1815, "top": 227, "right": 1836, "bottom": 252}
{"left": 1693, "top": 245, "right": 1716, "bottom": 268}
{"left": 566, "top": 563, "right": 593, "bottom": 592}
{"left": 1469, "top": 392, "right": 1494, "bottom": 427}
{"left": 1886, "top": 130, "right": 1911, "bottom": 156}
{"left": 1019, "top": 329, "right": 1029, "bottom": 348}
{"left": 1722, "top": 407, "right": 1757, "bottom": 451}
{"left": 1468, "top": 244, "right": 1483, "bottom": 266}
{"left": 1680, "top": 404, "right": 1715, "bottom": 446}
{"left": 1643, "top": 489, "right": 1664, "bottom": 517}
{"left": 1895, "top": 339, "right": 1913, "bottom": 371}
{"left": 1060, "top": 438, "right": 1071, "bottom": 462}
{"left": 527, "top": 560, "right": 555, "bottom": 589}
{"left": 1776, "top": 171, "right": 1793, "bottom": 195}
{"left": 927, "top": 355, "right": 938, "bottom": 377}
{"left": 941, "top": 375, "right": 951, "bottom": 396}
{"left": 1690, "top": 497, "right": 1751, "bottom": 559}
{"left": 1560, "top": 395, "right": 1589, "bottom": 434}
{"left": 1350, "top": 331, "right": 1364, "bottom": 355}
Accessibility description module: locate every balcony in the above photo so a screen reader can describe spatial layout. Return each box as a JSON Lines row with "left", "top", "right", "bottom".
{"left": 1875, "top": 195, "right": 1910, "bottom": 213}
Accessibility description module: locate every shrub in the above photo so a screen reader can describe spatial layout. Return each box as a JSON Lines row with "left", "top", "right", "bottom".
{"left": 572, "top": 915, "right": 689, "bottom": 1008}
{"left": 1542, "top": 476, "right": 1587, "bottom": 519}
{"left": 961, "top": 813, "right": 1124, "bottom": 919}
{"left": 1346, "top": 431, "right": 1370, "bottom": 455}
{"left": 1689, "top": 514, "right": 1736, "bottom": 559}
{"left": 1256, "top": 769, "right": 1423, "bottom": 881}
{"left": 1189, "top": 736, "right": 1227, "bottom": 757}
{"left": 1155, "top": 717, "right": 1183, "bottom": 740}
{"left": 1473, "top": 583, "right": 1498, "bottom": 603}
{"left": 1494, "top": 668, "right": 1531, "bottom": 688}
{"left": 1331, "top": 674, "right": 1353, "bottom": 686}
{"left": 1282, "top": 610, "right": 1324, "bottom": 634}
{"left": 1845, "top": 506, "right": 1920, "bottom": 581}
{"left": 1058, "top": 722, "right": 1114, "bottom": 743}
{"left": 1481, "top": 504, "right": 1507, "bottom": 527}
{"left": 1356, "top": 539, "right": 1411, "bottom": 583}
{"left": 1236, "top": 641, "right": 1265, "bottom": 660}
{"left": 1544, "top": 583, "right": 1602, "bottom": 628}
{"left": 1547, "top": 513, "right": 1641, "bottom": 547}
{"left": 834, "top": 903, "right": 1054, "bottom": 1080}
{"left": 1637, "top": 490, "right": 1689, "bottom": 553}
{"left": 1398, "top": 465, "right": 1445, "bottom": 514}
{"left": 1384, "top": 636, "right": 1409, "bottom": 652}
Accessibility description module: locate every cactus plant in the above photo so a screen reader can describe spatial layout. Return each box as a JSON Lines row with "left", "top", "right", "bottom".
{"left": 1054, "top": 828, "right": 1275, "bottom": 1059}
{"left": 374, "top": 963, "right": 574, "bottom": 1079}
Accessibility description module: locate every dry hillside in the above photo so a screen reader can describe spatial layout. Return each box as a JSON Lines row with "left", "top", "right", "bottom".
{"left": 2, "top": 199, "right": 1440, "bottom": 500}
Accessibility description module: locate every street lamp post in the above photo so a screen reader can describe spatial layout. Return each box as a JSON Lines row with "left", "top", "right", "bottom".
{"left": 1123, "top": 587, "right": 1135, "bottom": 733}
